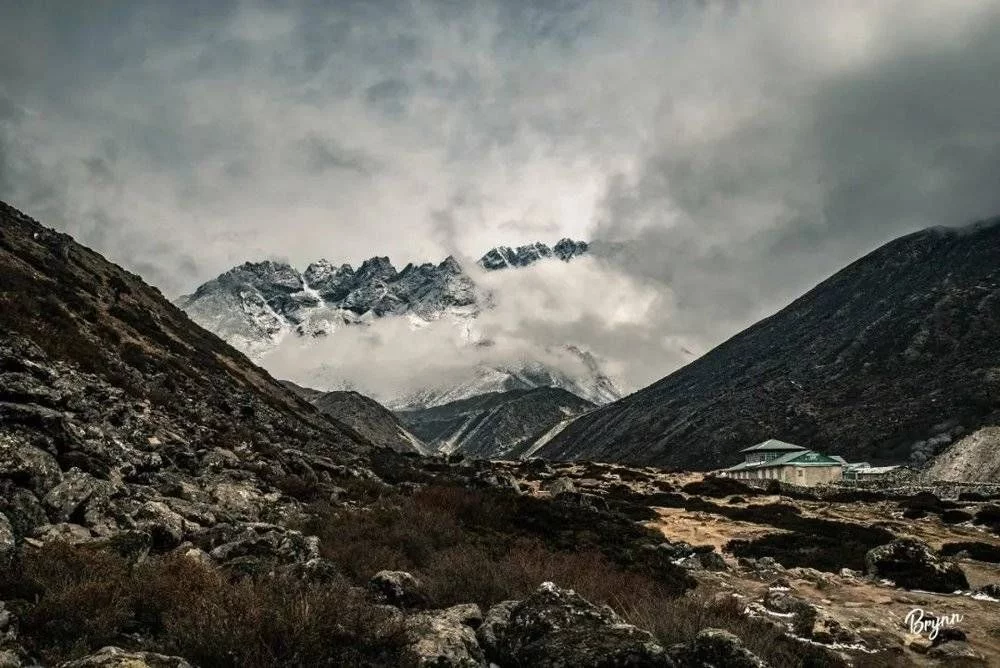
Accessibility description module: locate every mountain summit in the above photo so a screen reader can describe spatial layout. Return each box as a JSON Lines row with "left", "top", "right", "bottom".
{"left": 176, "top": 239, "right": 589, "bottom": 358}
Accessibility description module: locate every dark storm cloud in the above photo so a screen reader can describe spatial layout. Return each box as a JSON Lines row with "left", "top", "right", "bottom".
{"left": 1, "top": 1, "right": 999, "bottom": 391}
{"left": 297, "top": 134, "right": 378, "bottom": 175}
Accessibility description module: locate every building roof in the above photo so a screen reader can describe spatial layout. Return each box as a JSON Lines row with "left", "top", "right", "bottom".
{"left": 739, "top": 439, "right": 808, "bottom": 454}
{"left": 724, "top": 449, "right": 843, "bottom": 472}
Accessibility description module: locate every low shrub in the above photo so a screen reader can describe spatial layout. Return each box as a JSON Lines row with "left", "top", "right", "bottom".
{"left": 0, "top": 543, "right": 405, "bottom": 667}
{"left": 940, "top": 541, "right": 1000, "bottom": 563}
{"left": 307, "top": 485, "right": 694, "bottom": 609}
{"left": 681, "top": 476, "right": 756, "bottom": 498}
{"left": 940, "top": 509, "right": 975, "bottom": 525}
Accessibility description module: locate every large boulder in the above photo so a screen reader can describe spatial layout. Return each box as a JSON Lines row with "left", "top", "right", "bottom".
{"left": 543, "top": 477, "right": 576, "bottom": 495}
{"left": 42, "top": 470, "right": 115, "bottom": 524}
{"left": 0, "top": 486, "right": 47, "bottom": 538}
{"left": 865, "top": 538, "right": 969, "bottom": 593}
{"left": 476, "top": 600, "right": 519, "bottom": 658}
{"left": 668, "top": 629, "right": 767, "bottom": 668}
{"left": 201, "top": 523, "right": 320, "bottom": 573}
{"left": 490, "top": 582, "right": 673, "bottom": 667}
{"left": 56, "top": 646, "right": 192, "bottom": 667}
{"left": 134, "top": 501, "right": 188, "bottom": 550}
{"left": 368, "top": 570, "right": 429, "bottom": 609}
{"left": 402, "top": 603, "right": 485, "bottom": 667}
{"left": 0, "top": 437, "right": 62, "bottom": 497}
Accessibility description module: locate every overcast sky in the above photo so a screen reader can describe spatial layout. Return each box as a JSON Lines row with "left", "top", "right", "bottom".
{"left": 3, "top": 1, "right": 1000, "bottom": 392}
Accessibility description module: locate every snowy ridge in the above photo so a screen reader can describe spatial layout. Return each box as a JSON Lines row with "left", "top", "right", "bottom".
{"left": 177, "top": 238, "right": 622, "bottom": 414}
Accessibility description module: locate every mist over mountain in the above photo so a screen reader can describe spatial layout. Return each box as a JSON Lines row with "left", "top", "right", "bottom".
{"left": 177, "top": 240, "right": 627, "bottom": 406}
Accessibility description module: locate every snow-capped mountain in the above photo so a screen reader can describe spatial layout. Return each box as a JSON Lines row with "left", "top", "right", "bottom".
{"left": 176, "top": 239, "right": 621, "bottom": 407}
{"left": 385, "top": 346, "right": 622, "bottom": 410}
{"left": 176, "top": 239, "right": 588, "bottom": 356}
{"left": 477, "top": 239, "right": 588, "bottom": 270}
{"left": 176, "top": 254, "right": 479, "bottom": 357}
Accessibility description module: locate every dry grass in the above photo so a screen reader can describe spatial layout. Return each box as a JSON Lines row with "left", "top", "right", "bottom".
{"left": 0, "top": 543, "right": 405, "bottom": 667}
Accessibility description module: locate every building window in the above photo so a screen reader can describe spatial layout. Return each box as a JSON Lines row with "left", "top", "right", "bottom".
{"left": 797, "top": 469, "right": 803, "bottom": 477}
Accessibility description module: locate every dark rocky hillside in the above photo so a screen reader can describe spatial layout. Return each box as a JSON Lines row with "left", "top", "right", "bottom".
{"left": 540, "top": 218, "right": 1000, "bottom": 469}
{"left": 282, "top": 381, "right": 426, "bottom": 454}
{"left": 0, "top": 200, "right": 369, "bottom": 462}
{"left": 397, "top": 387, "right": 594, "bottom": 458}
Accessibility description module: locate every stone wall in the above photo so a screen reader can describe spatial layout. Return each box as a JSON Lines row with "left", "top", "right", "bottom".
{"left": 739, "top": 477, "right": 1000, "bottom": 500}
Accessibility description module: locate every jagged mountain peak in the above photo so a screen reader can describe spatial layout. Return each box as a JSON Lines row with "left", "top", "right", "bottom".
{"left": 178, "top": 238, "right": 591, "bottom": 358}
{"left": 477, "top": 238, "right": 588, "bottom": 270}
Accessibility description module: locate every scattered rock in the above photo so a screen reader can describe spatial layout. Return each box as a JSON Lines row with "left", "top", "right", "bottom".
{"left": 762, "top": 589, "right": 817, "bottom": 636}
{"left": 476, "top": 600, "right": 518, "bottom": 659}
{"left": 134, "top": 501, "right": 188, "bottom": 550}
{"left": 403, "top": 603, "right": 484, "bottom": 667}
{"left": 554, "top": 491, "right": 609, "bottom": 512}
{"left": 42, "top": 469, "right": 114, "bottom": 524}
{"left": 865, "top": 538, "right": 969, "bottom": 593}
{"left": 30, "top": 522, "right": 92, "bottom": 544}
{"left": 926, "top": 641, "right": 986, "bottom": 663}
{"left": 57, "top": 646, "right": 193, "bottom": 667}
{"left": 543, "top": 477, "right": 576, "bottom": 495}
{"left": 669, "top": 628, "right": 767, "bottom": 668}
{"left": 368, "top": 570, "right": 429, "bottom": 609}
{"left": 204, "top": 523, "right": 319, "bottom": 570}
{"left": 491, "top": 582, "right": 672, "bottom": 667}
{"left": 0, "top": 438, "right": 63, "bottom": 496}
{"left": 0, "top": 487, "right": 47, "bottom": 539}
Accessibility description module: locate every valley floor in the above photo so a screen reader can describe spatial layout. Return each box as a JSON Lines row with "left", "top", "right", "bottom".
{"left": 502, "top": 461, "right": 1000, "bottom": 666}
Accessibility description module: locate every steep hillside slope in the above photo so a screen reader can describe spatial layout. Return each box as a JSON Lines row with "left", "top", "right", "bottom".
{"left": 0, "top": 200, "right": 368, "bottom": 472}
{"left": 283, "top": 381, "right": 426, "bottom": 454}
{"left": 397, "top": 387, "right": 594, "bottom": 458}
{"left": 922, "top": 427, "right": 1000, "bottom": 483}
{"left": 540, "top": 218, "right": 1000, "bottom": 469}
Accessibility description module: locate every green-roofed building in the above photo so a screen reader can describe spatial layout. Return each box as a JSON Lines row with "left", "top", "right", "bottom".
{"left": 721, "top": 439, "right": 844, "bottom": 486}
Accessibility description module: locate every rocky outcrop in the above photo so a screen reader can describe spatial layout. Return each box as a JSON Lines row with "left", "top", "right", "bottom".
{"left": 368, "top": 570, "right": 430, "bottom": 609}
{"left": 668, "top": 629, "right": 767, "bottom": 668}
{"left": 57, "top": 646, "right": 193, "bottom": 668}
{"left": 402, "top": 604, "right": 484, "bottom": 667}
{"left": 865, "top": 538, "right": 969, "bottom": 592}
{"left": 486, "top": 582, "right": 674, "bottom": 667}
{"left": 541, "top": 218, "right": 1000, "bottom": 469}
{"left": 477, "top": 239, "right": 588, "bottom": 271}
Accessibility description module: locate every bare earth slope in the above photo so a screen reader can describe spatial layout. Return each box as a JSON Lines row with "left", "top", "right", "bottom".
{"left": 541, "top": 219, "right": 1000, "bottom": 469}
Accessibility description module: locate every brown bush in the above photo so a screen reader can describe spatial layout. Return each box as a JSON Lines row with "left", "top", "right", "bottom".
{"left": 0, "top": 543, "right": 404, "bottom": 667}
{"left": 306, "top": 485, "right": 689, "bottom": 613}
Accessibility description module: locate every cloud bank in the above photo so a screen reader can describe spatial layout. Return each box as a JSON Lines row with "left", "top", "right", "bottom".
{"left": 3, "top": 1, "right": 1000, "bottom": 392}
